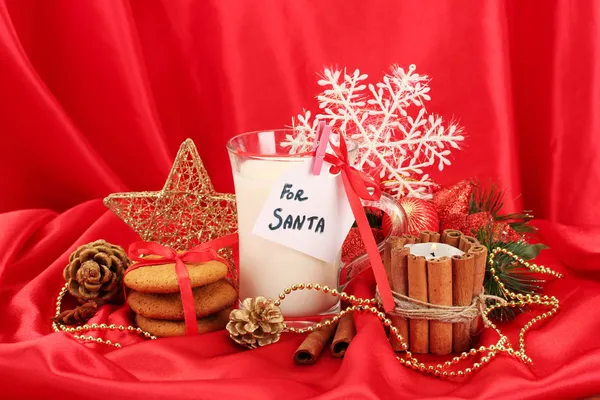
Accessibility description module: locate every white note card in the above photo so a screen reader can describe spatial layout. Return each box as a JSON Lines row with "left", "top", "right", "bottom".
{"left": 252, "top": 159, "right": 355, "bottom": 264}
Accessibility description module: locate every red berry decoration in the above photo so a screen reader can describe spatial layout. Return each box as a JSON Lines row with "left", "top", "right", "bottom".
{"left": 462, "top": 211, "right": 494, "bottom": 236}
{"left": 440, "top": 213, "right": 468, "bottom": 233}
{"left": 492, "top": 222, "right": 523, "bottom": 243}
{"left": 398, "top": 197, "right": 439, "bottom": 235}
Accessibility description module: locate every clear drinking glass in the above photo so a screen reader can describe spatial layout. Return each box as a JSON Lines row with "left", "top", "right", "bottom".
{"left": 227, "top": 129, "right": 407, "bottom": 322}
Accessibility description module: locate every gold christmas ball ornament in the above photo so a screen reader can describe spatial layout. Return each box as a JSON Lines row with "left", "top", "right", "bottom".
{"left": 63, "top": 240, "right": 130, "bottom": 303}
{"left": 227, "top": 297, "right": 284, "bottom": 349}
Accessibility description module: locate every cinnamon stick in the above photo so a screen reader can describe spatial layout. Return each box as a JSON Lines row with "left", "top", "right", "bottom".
{"left": 389, "top": 245, "right": 410, "bottom": 351}
{"left": 402, "top": 234, "right": 418, "bottom": 244}
{"left": 384, "top": 236, "right": 406, "bottom": 282}
{"left": 294, "top": 319, "right": 338, "bottom": 365}
{"left": 468, "top": 245, "right": 488, "bottom": 335}
{"left": 420, "top": 230, "right": 440, "bottom": 243}
{"left": 451, "top": 253, "right": 475, "bottom": 353}
{"left": 459, "top": 235, "right": 479, "bottom": 252}
{"left": 427, "top": 256, "right": 453, "bottom": 355}
{"left": 407, "top": 254, "right": 428, "bottom": 353}
{"left": 442, "top": 229, "right": 462, "bottom": 248}
{"left": 440, "top": 229, "right": 449, "bottom": 243}
{"left": 330, "top": 313, "right": 356, "bottom": 358}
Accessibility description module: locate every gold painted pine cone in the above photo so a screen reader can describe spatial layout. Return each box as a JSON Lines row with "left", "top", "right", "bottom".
{"left": 227, "top": 297, "right": 284, "bottom": 349}
{"left": 63, "top": 240, "right": 130, "bottom": 303}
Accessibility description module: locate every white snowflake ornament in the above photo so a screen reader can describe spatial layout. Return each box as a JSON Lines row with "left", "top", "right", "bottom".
{"left": 287, "top": 65, "right": 464, "bottom": 199}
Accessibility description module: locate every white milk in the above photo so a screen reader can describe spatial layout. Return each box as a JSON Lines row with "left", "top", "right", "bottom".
{"left": 232, "top": 158, "right": 339, "bottom": 317}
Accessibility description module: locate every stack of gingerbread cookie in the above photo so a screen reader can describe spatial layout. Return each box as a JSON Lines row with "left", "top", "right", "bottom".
{"left": 124, "top": 257, "right": 238, "bottom": 337}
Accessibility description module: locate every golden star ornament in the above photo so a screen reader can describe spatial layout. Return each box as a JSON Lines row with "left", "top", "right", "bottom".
{"left": 104, "top": 139, "right": 237, "bottom": 253}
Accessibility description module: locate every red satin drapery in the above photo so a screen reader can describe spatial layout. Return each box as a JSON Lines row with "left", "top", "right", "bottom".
{"left": 1, "top": 1, "right": 599, "bottom": 399}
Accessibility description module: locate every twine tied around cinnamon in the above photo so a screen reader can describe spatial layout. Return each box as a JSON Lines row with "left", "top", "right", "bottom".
{"left": 375, "top": 287, "right": 507, "bottom": 327}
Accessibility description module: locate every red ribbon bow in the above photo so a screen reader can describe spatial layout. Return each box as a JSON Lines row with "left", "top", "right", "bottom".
{"left": 126, "top": 234, "right": 238, "bottom": 336}
{"left": 323, "top": 136, "right": 395, "bottom": 312}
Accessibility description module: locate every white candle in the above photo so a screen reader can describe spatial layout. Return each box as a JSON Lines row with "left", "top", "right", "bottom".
{"left": 232, "top": 158, "right": 339, "bottom": 318}
{"left": 405, "top": 242, "right": 464, "bottom": 259}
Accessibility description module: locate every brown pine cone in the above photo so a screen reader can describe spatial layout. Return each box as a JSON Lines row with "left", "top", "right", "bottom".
{"left": 53, "top": 302, "right": 99, "bottom": 325}
{"left": 63, "top": 240, "right": 130, "bottom": 303}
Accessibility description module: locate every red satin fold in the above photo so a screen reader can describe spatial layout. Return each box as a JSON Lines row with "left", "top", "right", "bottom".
{"left": 1, "top": 0, "right": 600, "bottom": 398}
{"left": 1, "top": 204, "right": 599, "bottom": 399}
{"left": 126, "top": 234, "right": 238, "bottom": 336}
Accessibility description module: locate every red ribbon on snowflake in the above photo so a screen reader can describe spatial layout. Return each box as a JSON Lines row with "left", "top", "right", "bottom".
{"left": 322, "top": 135, "right": 395, "bottom": 312}
{"left": 126, "top": 234, "right": 238, "bottom": 336}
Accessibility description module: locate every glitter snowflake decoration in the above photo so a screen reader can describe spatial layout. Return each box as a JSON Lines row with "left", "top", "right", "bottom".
{"left": 285, "top": 65, "right": 464, "bottom": 199}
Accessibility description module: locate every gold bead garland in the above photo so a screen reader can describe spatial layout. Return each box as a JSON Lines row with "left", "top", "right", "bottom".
{"left": 52, "top": 245, "right": 562, "bottom": 376}
{"left": 52, "top": 283, "right": 157, "bottom": 348}
{"left": 271, "top": 246, "right": 562, "bottom": 378}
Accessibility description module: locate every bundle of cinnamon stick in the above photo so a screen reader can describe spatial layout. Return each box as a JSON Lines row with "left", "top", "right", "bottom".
{"left": 384, "top": 229, "right": 488, "bottom": 355}
{"left": 293, "top": 312, "right": 357, "bottom": 365}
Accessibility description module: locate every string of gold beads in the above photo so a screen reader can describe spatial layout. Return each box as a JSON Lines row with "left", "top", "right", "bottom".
{"left": 274, "top": 246, "right": 562, "bottom": 377}
{"left": 488, "top": 247, "right": 561, "bottom": 360}
{"left": 51, "top": 245, "right": 562, "bottom": 373}
{"left": 274, "top": 282, "right": 508, "bottom": 377}
{"left": 52, "top": 283, "right": 157, "bottom": 348}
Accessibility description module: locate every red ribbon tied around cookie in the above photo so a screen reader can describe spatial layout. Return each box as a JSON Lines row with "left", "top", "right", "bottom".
{"left": 126, "top": 234, "right": 238, "bottom": 336}
{"left": 323, "top": 136, "right": 395, "bottom": 312}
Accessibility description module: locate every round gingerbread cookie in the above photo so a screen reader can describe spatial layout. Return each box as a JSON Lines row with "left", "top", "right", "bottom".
{"left": 124, "top": 260, "right": 228, "bottom": 293}
{"left": 127, "top": 279, "right": 238, "bottom": 320}
{"left": 135, "top": 308, "right": 232, "bottom": 337}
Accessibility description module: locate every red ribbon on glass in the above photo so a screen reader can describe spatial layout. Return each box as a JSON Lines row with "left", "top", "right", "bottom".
{"left": 322, "top": 135, "right": 395, "bottom": 312}
{"left": 126, "top": 234, "right": 238, "bottom": 336}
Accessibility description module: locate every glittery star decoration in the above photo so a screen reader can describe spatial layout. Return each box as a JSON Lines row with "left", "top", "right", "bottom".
{"left": 431, "top": 180, "right": 474, "bottom": 221}
{"left": 103, "top": 139, "right": 238, "bottom": 272}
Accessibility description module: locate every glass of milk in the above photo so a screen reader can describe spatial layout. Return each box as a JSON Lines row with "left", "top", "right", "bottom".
{"left": 227, "top": 130, "right": 407, "bottom": 322}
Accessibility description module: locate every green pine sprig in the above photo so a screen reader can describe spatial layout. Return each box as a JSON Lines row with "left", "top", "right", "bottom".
{"left": 469, "top": 180, "right": 536, "bottom": 234}
{"left": 476, "top": 224, "right": 549, "bottom": 320}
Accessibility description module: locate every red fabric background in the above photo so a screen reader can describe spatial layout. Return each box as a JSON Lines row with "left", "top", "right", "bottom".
{"left": 0, "top": 0, "right": 599, "bottom": 399}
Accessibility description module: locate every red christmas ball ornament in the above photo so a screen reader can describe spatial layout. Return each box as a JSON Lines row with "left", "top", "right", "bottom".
{"left": 398, "top": 197, "right": 439, "bottom": 235}
{"left": 341, "top": 228, "right": 385, "bottom": 264}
